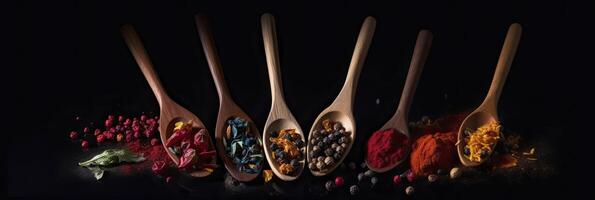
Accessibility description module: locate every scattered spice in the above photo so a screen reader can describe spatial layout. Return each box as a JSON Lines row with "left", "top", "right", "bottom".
{"left": 449, "top": 167, "right": 461, "bottom": 179}
{"left": 405, "top": 186, "right": 415, "bottom": 195}
{"left": 81, "top": 140, "right": 89, "bottom": 149}
{"left": 223, "top": 117, "right": 263, "bottom": 174}
{"left": 428, "top": 174, "right": 438, "bottom": 183}
{"left": 393, "top": 174, "right": 402, "bottom": 185}
{"left": 325, "top": 180, "right": 335, "bottom": 191}
{"left": 68, "top": 114, "right": 159, "bottom": 149}
{"left": 366, "top": 128, "right": 409, "bottom": 169}
{"left": 349, "top": 185, "right": 359, "bottom": 195}
{"left": 166, "top": 121, "right": 217, "bottom": 173}
{"left": 370, "top": 176, "right": 378, "bottom": 187}
{"left": 269, "top": 128, "right": 305, "bottom": 175}
{"left": 335, "top": 176, "right": 344, "bottom": 187}
{"left": 263, "top": 170, "right": 273, "bottom": 183}
{"left": 308, "top": 119, "right": 350, "bottom": 172}
{"left": 462, "top": 121, "right": 501, "bottom": 162}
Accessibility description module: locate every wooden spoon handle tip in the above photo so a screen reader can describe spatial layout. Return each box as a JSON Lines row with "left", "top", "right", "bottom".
{"left": 121, "top": 24, "right": 168, "bottom": 106}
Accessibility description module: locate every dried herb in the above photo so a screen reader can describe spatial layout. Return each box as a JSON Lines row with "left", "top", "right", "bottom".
{"left": 78, "top": 149, "right": 146, "bottom": 180}
{"left": 223, "top": 117, "right": 263, "bottom": 174}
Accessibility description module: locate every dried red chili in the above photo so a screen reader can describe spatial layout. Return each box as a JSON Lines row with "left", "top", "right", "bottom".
{"left": 152, "top": 160, "right": 167, "bottom": 175}
{"left": 178, "top": 149, "right": 197, "bottom": 169}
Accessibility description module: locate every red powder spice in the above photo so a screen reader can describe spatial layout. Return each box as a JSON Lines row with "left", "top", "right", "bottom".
{"left": 366, "top": 128, "right": 409, "bottom": 169}
{"left": 409, "top": 113, "right": 468, "bottom": 176}
{"left": 410, "top": 131, "right": 457, "bottom": 176}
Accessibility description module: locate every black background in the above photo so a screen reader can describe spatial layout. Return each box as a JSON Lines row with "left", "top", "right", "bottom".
{"left": 10, "top": 0, "right": 582, "bottom": 199}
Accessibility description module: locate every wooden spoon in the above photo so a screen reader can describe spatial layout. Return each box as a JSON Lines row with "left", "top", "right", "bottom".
{"left": 121, "top": 24, "right": 216, "bottom": 177}
{"left": 194, "top": 15, "right": 263, "bottom": 182}
{"left": 366, "top": 30, "right": 433, "bottom": 173}
{"left": 306, "top": 17, "right": 376, "bottom": 176}
{"left": 456, "top": 23, "right": 522, "bottom": 167}
{"left": 260, "top": 13, "right": 306, "bottom": 181}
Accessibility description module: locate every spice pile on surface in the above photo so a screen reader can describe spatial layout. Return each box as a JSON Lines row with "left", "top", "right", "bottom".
{"left": 269, "top": 128, "right": 305, "bottom": 175}
{"left": 462, "top": 121, "right": 501, "bottom": 162}
{"left": 165, "top": 121, "right": 217, "bottom": 173}
{"left": 68, "top": 114, "right": 160, "bottom": 149}
{"left": 410, "top": 131, "right": 457, "bottom": 176}
{"left": 223, "top": 117, "right": 264, "bottom": 174}
{"left": 366, "top": 128, "right": 409, "bottom": 169}
{"left": 308, "top": 119, "right": 350, "bottom": 172}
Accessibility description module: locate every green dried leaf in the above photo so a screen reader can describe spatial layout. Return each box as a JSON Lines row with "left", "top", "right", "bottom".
{"left": 78, "top": 149, "right": 145, "bottom": 181}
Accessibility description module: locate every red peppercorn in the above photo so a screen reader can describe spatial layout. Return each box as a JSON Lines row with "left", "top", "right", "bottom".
{"left": 124, "top": 118, "right": 132, "bottom": 127}
{"left": 97, "top": 134, "right": 106, "bottom": 143}
{"left": 393, "top": 174, "right": 402, "bottom": 185}
{"left": 117, "top": 133, "right": 124, "bottom": 142}
{"left": 105, "top": 119, "right": 113, "bottom": 128}
{"left": 151, "top": 138, "right": 159, "bottom": 146}
{"left": 108, "top": 115, "right": 115, "bottom": 121}
{"left": 83, "top": 127, "right": 89, "bottom": 133}
{"left": 118, "top": 115, "right": 124, "bottom": 122}
{"left": 81, "top": 140, "right": 89, "bottom": 148}
{"left": 126, "top": 134, "right": 133, "bottom": 143}
{"left": 406, "top": 171, "right": 415, "bottom": 182}
{"left": 335, "top": 176, "right": 344, "bottom": 187}
{"left": 134, "top": 131, "right": 141, "bottom": 138}
{"left": 94, "top": 129, "right": 102, "bottom": 136}
{"left": 69, "top": 131, "right": 78, "bottom": 140}
{"left": 104, "top": 132, "right": 115, "bottom": 140}
{"left": 141, "top": 115, "right": 147, "bottom": 122}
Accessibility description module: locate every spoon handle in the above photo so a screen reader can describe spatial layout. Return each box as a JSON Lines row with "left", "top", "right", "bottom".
{"left": 333, "top": 17, "right": 376, "bottom": 109}
{"left": 121, "top": 24, "right": 169, "bottom": 107}
{"left": 261, "top": 13, "right": 287, "bottom": 108}
{"left": 195, "top": 14, "right": 232, "bottom": 102}
{"left": 482, "top": 23, "right": 522, "bottom": 109}
{"left": 395, "top": 30, "right": 433, "bottom": 120}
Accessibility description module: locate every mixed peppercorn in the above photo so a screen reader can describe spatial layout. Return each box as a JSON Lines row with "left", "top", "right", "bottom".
{"left": 223, "top": 117, "right": 264, "bottom": 174}
{"left": 269, "top": 128, "right": 305, "bottom": 175}
{"left": 68, "top": 114, "right": 159, "bottom": 149}
{"left": 308, "top": 119, "right": 350, "bottom": 172}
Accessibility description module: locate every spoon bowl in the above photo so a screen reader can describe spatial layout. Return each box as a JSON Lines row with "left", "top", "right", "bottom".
{"left": 195, "top": 14, "right": 263, "bottom": 182}
{"left": 260, "top": 13, "right": 306, "bottom": 181}
{"left": 366, "top": 30, "right": 433, "bottom": 173}
{"left": 121, "top": 25, "right": 216, "bottom": 177}
{"left": 456, "top": 23, "right": 522, "bottom": 167}
{"left": 262, "top": 119, "right": 305, "bottom": 181}
{"left": 306, "top": 17, "right": 376, "bottom": 176}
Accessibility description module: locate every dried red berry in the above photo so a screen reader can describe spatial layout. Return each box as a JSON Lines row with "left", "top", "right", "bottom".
{"left": 151, "top": 138, "right": 159, "bottom": 146}
{"left": 134, "top": 131, "right": 141, "bottom": 138}
{"left": 144, "top": 129, "right": 154, "bottom": 138}
{"left": 108, "top": 115, "right": 115, "bottom": 121}
{"left": 104, "top": 132, "right": 115, "bottom": 140}
{"left": 81, "top": 140, "right": 89, "bottom": 148}
{"left": 141, "top": 115, "right": 147, "bottom": 122}
{"left": 406, "top": 171, "right": 415, "bottom": 182}
{"left": 152, "top": 160, "right": 167, "bottom": 175}
{"left": 83, "top": 127, "right": 89, "bottom": 133}
{"left": 118, "top": 115, "right": 124, "bottom": 122}
{"left": 97, "top": 134, "right": 106, "bottom": 143}
{"left": 393, "top": 174, "right": 402, "bottom": 185}
{"left": 69, "top": 131, "right": 78, "bottom": 140}
{"left": 105, "top": 119, "right": 113, "bottom": 128}
{"left": 94, "top": 129, "right": 102, "bottom": 136}
{"left": 124, "top": 118, "right": 132, "bottom": 127}
{"left": 126, "top": 134, "right": 133, "bottom": 143}
{"left": 335, "top": 176, "right": 345, "bottom": 187}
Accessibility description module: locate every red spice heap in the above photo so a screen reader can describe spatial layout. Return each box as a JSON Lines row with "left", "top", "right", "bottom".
{"left": 410, "top": 132, "right": 457, "bottom": 176}
{"left": 366, "top": 128, "right": 409, "bottom": 169}
{"left": 409, "top": 113, "right": 467, "bottom": 176}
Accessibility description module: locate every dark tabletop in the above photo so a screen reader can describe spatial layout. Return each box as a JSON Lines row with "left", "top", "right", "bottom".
{"left": 11, "top": 0, "right": 579, "bottom": 199}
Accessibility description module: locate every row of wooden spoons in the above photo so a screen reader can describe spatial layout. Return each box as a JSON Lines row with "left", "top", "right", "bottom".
{"left": 121, "top": 13, "right": 522, "bottom": 182}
